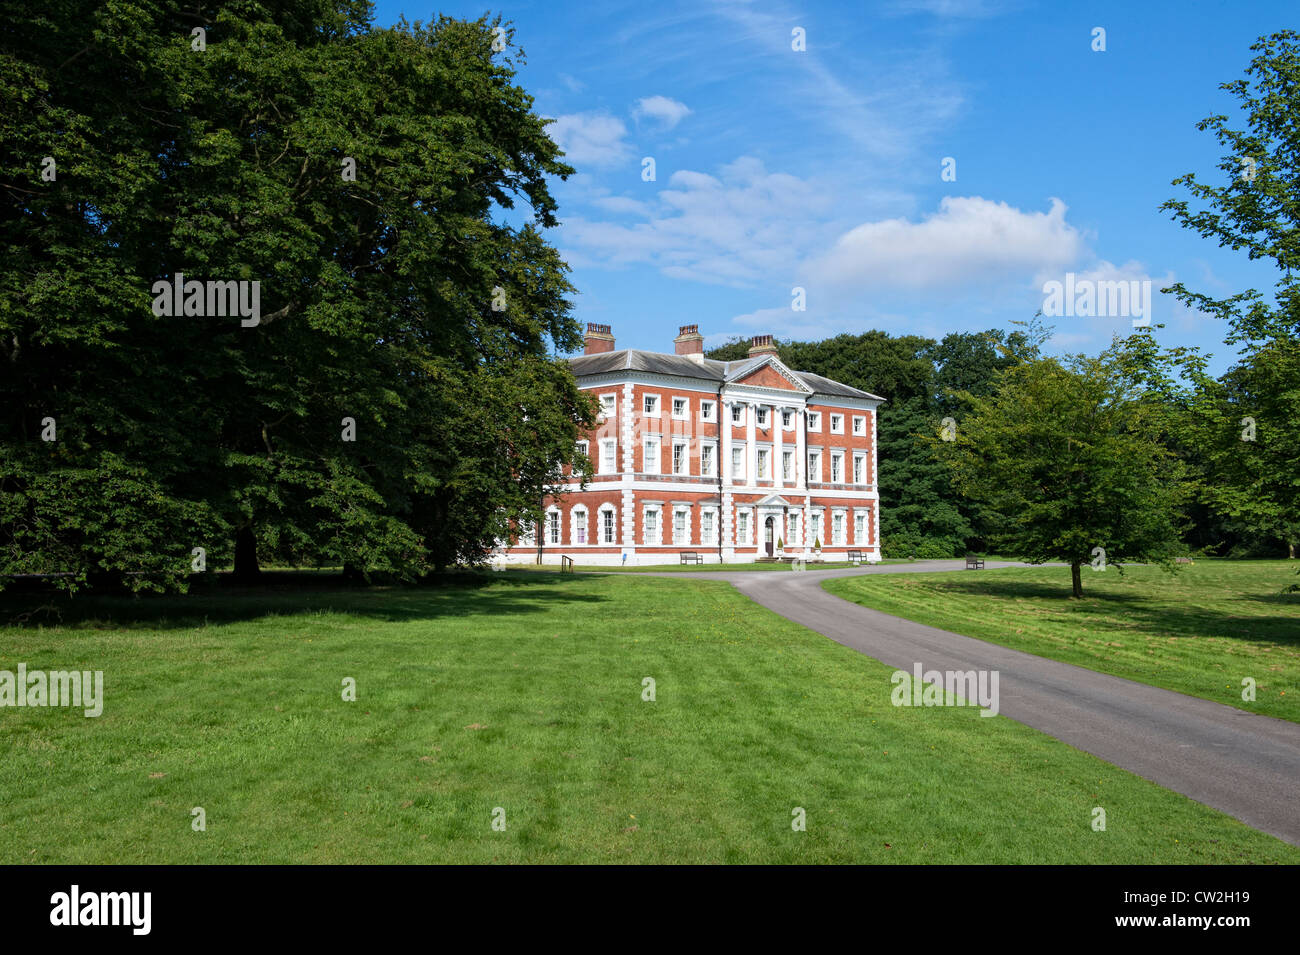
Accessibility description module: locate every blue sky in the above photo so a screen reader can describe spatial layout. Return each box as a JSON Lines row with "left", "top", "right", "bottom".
{"left": 371, "top": 0, "right": 1293, "bottom": 373}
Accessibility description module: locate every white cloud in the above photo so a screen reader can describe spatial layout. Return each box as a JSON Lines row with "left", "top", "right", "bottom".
{"left": 1037, "top": 259, "right": 1178, "bottom": 335}
{"left": 884, "top": 0, "right": 1008, "bottom": 17}
{"left": 1036, "top": 259, "right": 1169, "bottom": 293}
{"left": 633, "top": 95, "right": 692, "bottom": 129}
{"left": 549, "top": 112, "right": 634, "bottom": 168}
{"left": 811, "top": 196, "right": 1085, "bottom": 290}
{"left": 558, "top": 157, "right": 846, "bottom": 287}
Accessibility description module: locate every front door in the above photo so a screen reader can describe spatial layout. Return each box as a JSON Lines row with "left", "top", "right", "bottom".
{"left": 764, "top": 517, "right": 775, "bottom": 556}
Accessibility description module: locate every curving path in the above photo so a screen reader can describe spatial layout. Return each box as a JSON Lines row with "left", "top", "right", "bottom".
{"left": 635, "top": 560, "right": 1300, "bottom": 846}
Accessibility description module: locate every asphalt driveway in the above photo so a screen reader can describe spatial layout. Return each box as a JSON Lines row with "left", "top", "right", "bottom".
{"left": 637, "top": 560, "right": 1300, "bottom": 846}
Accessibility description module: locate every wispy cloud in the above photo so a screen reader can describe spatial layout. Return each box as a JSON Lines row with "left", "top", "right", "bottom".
{"left": 558, "top": 157, "right": 847, "bottom": 286}
{"left": 711, "top": 0, "right": 965, "bottom": 161}
{"left": 883, "top": 0, "right": 1009, "bottom": 18}
{"left": 549, "top": 112, "right": 634, "bottom": 168}
{"left": 633, "top": 95, "right": 692, "bottom": 129}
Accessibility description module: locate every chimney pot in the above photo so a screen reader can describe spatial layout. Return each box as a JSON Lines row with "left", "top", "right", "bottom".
{"left": 674, "top": 324, "right": 705, "bottom": 363}
{"left": 747, "top": 334, "right": 778, "bottom": 358}
{"left": 584, "top": 322, "right": 615, "bottom": 355}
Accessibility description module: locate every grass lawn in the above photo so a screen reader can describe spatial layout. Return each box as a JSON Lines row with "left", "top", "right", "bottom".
{"left": 1, "top": 572, "right": 1295, "bottom": 864}
{"left": 824, "top": 560, "right": 1300, "bottom": 723}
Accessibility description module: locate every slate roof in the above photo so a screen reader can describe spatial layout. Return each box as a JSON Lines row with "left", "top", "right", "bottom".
{"left": 566, "top": 349, "right": 884, "bottom": 401}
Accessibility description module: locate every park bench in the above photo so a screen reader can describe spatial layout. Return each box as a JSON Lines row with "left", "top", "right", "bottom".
{"left": 846, "top": 549, "right": 864, "bottom": 564}
{"left": 679, "top": 552, "right": 704, "bottom": 565}
{"left": 964, "top": 554, "right": 985, "bottom": 570}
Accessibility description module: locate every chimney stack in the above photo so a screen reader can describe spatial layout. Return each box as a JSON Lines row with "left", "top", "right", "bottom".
{"left": 748, "top": 334, "right": 778, "bottom": 358}
{"left": 674, "top": 324, "right": 705, "bottom": 364}
{"left": 583, "top": 322, "right": 615, "bottom": 355}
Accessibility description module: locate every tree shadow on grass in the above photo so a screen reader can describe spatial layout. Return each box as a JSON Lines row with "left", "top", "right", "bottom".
{"left": 0, "top": 570, "right": 608, "bottom": 631}
{"left": 897, "top": 577, "right": 1300, "bottom": 649}
{"left": 917, "top": 577, "right": 1146, "bottom": 603}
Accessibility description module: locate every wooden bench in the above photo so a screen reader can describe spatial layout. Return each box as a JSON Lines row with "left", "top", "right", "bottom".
{"left": 679, "top": 552, "right": 705, "bottom": 565}
{"left": 846, "top": 549, "right": 864, "bottom": 564}
{"left": 964, "top": 555, "right": 985, "bottom": 570}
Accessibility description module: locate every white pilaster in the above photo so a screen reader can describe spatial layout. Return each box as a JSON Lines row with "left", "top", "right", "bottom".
{"left": 721, "top": 400, "right": 733, "bottom": 492}
{"left": 620, "top": 383, "right": 636, "bottom": 555}
{"left": 773, "top": 404, "right": 784, "bottom": 489}
{"left": 746, "top": 401, "right": 756, "bottom": 487}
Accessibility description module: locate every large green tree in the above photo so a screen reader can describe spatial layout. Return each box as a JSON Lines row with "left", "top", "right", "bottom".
{"left": 0, "top": 3, "right": 592, "bottom": 590}
{"left": 940, "top": 341, "right": 1185, "bottom": 597}
{"left": 1161, "top": 29, "right": 1300, "bottom": 558}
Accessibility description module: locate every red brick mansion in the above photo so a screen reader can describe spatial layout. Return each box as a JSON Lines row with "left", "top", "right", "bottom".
{"left": 504, "top": 324, "right": 884, "bottom": 565}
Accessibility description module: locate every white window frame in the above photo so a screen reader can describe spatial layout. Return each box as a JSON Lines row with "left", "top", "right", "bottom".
{"left": 756, "top": 407, "right": 768, "bottom": 428}
{"left": 572, "top": 507, "right": 589, "bottom": 546}
{"left": 643, "top": 506, "right": 662, "bottom": 546}
{"left": 781, "top": 410, "right": 793, "bottom": 430}
{"left": 831, "top": 452, "right": 844, "bottom": 484}
{"left": 731, "top": 444, "right": 745, "bottom": 481}
{"left": 853, "top": 453, "right": 865, "bottom": 484}
{"left": 700, "top": 400, "right": 716, "bottom": 423}
{"left": 830, "top": 414, "right": 844, "bottom": 435}
{"left": 600, "top": 505, "right": 617, "bottom": 544}
{"left": 731, "top": 404, "right": 745, "bottom": 426}
{"left": 757, "top": 448, "right": 770, "bottom": 480}
{"left": 673, "top": 507, "right": 690, "bottom": 546}
{"left": 546, "top": 508, "right": 562, "bottom": 545}
{"left": 737, "top": 509, "right": 751, "bottom": 545}
{"left": 782, "top": 450, "right": 793, "bottom": 481}
{"left": 807, "top": 411, "right": 821, "bottom": 432}
{"left": 832, "top": 510, "right": 846, "bottom": 545}
{"left": 808, "top": 450, "right": 821, "bottom": 482}
{"left": 643, "top": 436, "right": 661, "bottom": 475}
{"left": 643, "top": 393, "right": 661, "bottom": 418}
{"left": 853, "top": 415, "right": 865, "bottom": 436}
{"left": 701, "top": 507, "right": 717, "bottom": 545}
{"left": 854, "top": 511, "right": 867, "bottom": 544}
{"left": 599, "top": 438, "right": 617, "bottom": 475}
{"left": 599, "top": 393, "right": 617, "bottom": 422}
{"left": 672, "top": 439, "right": 689, "bottom": 475}
{"left": 700, "top": 441, "right": 717, "bottom": 478}
{"left": 788, "top": 511, "right": 801, "bottom": 547}
{"left": 671, "top": 396, "right": 689, "bottom": 420}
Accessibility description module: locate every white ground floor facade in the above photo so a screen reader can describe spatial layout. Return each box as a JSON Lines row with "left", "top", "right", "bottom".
{"left": 500, "top": 478, "right": 882, "bottom": 566}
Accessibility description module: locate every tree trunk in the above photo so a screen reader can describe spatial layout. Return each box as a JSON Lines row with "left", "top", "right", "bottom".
{"left": 1290, "top": 542, "right": 1296, "bottom": 559}
{"left": 1071, "top": 560, "right": 1083, "bottom": 598}
{"left": 233, "top": 526, "right": 260, "bottom": 580}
